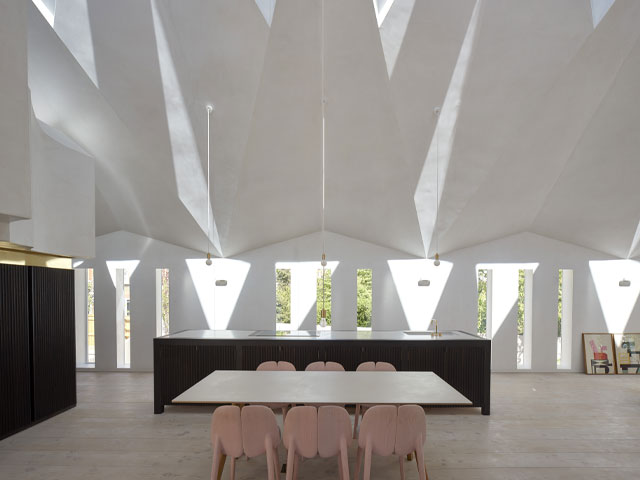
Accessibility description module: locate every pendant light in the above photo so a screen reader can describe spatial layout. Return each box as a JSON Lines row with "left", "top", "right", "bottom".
{"left": 320, "top": 0, "right": 327, "bottom": 327}
{"left": 205, "top": 104, "right": 213, "bottom": 266}
{"left": 433, "top": 106, "right": 441, "bottom": 267}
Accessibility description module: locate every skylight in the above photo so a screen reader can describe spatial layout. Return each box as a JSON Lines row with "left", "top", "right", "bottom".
{"left": 373, "top": 0, "right": 395, "bottom": 27}
{"left": 591, "top": 0, "right": 616, "bottom": 28}
{"left": 32, "top": 0, "right": 55, "bottom": 27}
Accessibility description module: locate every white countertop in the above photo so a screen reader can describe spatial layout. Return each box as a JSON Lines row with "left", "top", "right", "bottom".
{"left": 159, "top": 329, "right": 485, "bottom": 342}
{"left": 172, "top": 370, "right": 472, "bottom": 406}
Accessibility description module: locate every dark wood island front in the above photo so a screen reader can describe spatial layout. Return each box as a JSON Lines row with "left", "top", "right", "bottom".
{"left": 153, "top": 329, "right": 491, "bottom": 415}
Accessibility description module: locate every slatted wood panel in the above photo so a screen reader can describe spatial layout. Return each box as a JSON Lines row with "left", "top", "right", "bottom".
{"left": 155, "top": 343, "right": 236, "bottom": 412}
{"left": 445, "top": 346, "right": 487, "bottom": 407}
{"left": 30, "top": 267, "right": 76, "bottom": 421}
{"left": 0, "top": 264, "right": 31, "bottom": 439}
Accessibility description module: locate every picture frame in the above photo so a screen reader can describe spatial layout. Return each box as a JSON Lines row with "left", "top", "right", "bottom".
{"left": 583, "top": 333, "right": 616, "bottom": 374}
{"left": 613, "top": 333, "right": 640, "bottom": 374}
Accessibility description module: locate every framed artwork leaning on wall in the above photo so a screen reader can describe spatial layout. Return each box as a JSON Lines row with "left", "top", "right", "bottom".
{"left": 583, "top": 333, "right": 616, "bottom": 374}
{"left": 613, "top": 333, "right": 640, "bottom": 374}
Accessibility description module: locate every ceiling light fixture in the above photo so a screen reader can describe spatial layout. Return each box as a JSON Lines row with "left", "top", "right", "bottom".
{"left": 619, "top": 279, "right": 631, "bottom": 287}
{"left": 433, "top": 106, "right": 441, "bottom": 267}
{"left": 319, "top": 0, "right": 328, "bottom": 328}
{"left": 205, "top": 104, "right": 213, "bottom": 266}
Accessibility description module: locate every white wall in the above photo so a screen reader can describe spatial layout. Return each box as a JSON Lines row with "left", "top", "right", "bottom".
{"left": 82, "top": 230, "right": 640, "bottom": 373}
{"left": 0, "top": 0, "right": 30, "bottom": 221}
{"left": 10, "top": 117, "right": 95, "bottom": 258}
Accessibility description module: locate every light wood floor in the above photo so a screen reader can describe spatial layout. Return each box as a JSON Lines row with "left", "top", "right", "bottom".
{"left": 1, "top": 372, "right": 639, "bottom": 479}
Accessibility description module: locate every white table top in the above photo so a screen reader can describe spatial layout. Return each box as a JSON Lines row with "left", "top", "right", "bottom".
{"left": 172, "top": 370, "right": 472, "bottom": 406}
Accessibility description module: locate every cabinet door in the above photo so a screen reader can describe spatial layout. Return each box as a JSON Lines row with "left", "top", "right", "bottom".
{"left": 0, "top": 264, "right": 31, "bottom": 438}
{"left": 31, "top": 267, "right": 76, "bottom": 421}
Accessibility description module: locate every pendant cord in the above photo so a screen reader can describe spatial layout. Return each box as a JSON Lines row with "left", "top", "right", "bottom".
{"left": 435, "top": 118, "right": 439, "bottom": 256}
{"left": 207, "top": 106, "right": 211, "bottom": 256}
{"left": 321, "top": 0, "right": 326, "bottom": 256}
{"left": 321, "top": 0, "right": 326, "bottom": 322}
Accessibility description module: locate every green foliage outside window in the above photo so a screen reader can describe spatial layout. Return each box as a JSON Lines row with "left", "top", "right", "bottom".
{"left": 517, "top": 269, "right": 525, "bottom": 335}
{"left": 357, "top": 269, "right": 372, "bottom": 328}
{"left": 558, "top": 270, "right": 563, "bottom": 337}
{"left": 316, "top": 269, "right": 332, "bottom": 325}
{"left": 276, "top": 269, "right": 291, "bottom": 324}
{"left": 477, "top": 269, "right": 487, "bottom": 336}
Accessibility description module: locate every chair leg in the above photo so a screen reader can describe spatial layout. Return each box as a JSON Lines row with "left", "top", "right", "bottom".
{"left": 415, "top": 449, "right": 427, "bottom": 480}
{"left": 340, "top": 441, "right": 350, "bottom": 480}
{"left": 363, "top": 444, "right": 372, "bottom": 480}
{"left": 211, "top": 444, "right": 221, "bottom": 480}
{"left": 273, "top": 447, "right": 281, "bottom": 480}
{"left": 267, "top": 449, "right": 275, "bottom": 480}
{"left": 353, "top": 404, "right": 361, "bottom": 439}
{"left": 286, "top": 444, "right": 295, "bottom": 480}
{"left": 217, "top": 454, "right": 227, "bottom": 480}
{"left": 355, "top": 446, "right": 363, "bottom": 480}
{"left": 282, "top": 405, "right": 289, "bottom": 422}
{"left": 398, "top": 455, "right": 405, "bottom": 480}
{"left": 230, "top": 457, "right": 236, "bottom": 480}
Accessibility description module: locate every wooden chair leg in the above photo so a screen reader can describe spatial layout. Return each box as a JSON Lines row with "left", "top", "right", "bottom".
{"left": 217, "top": 454, "right": 227, "bottom": 480}
{"left": 354, "top": 446, "right": 363, "bottom": 480}
{"left": 229, "top": 456, "right": 236, "bottom": 480}
{"left": 340, "top": 443, "right": 350, "bottom": 480}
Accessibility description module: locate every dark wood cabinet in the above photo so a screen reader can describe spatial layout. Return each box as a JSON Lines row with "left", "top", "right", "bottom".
{"left": 154, "top": 330, "right": 491, "bottom": 415}
{"left": 0, "top": 264, "right": 32, "bottom": 438}
{"left": 0, "top": 264, "right": 76, "bottom": 440}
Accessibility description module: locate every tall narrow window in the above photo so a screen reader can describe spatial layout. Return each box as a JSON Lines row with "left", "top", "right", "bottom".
{"left": 558, "top": 269, "right": 573, "bottom": 369}
{"left": 557, "top": 270, "right": 563, "bottom": 366}
{"left": 517, "top": 269, "right": 533, "bottom": 369}
{"left": 316, "top": 268, "right": 332, "bottom": 329}
{"left": 116, "top": 268, "right": 132, "bottom": 368}
{"left": 357, "top": 269, "right": 372, "bottom": 330}
{"left": 87, "top": 268, "right": 95, "bottom": 364}
{"left": 517, "top": 269, "right": 525, "bottom": 366}
{"left": 276, "top": 268, "right": 291, "bottom": 329}
{"left": 477, "top": 269, "right": 488, "bottom": 338}
{"left": 156, "top": 268, "right": 170, "bottom": 336}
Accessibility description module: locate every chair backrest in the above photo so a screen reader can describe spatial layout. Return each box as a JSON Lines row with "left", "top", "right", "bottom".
{"left": 325, "top": 361, "right": 345, "bottom": 371}
{"left": 306, "top": 361, "right": 345, "bottom": 371}
{"left": 305, "top": 361, "right": 325, "bottom": 371}
{"left": 358, "top": 405, "right": 397, "bottom": 455}
{"left": 257, "top": 361, "right": 278, "bottom": 371}
{"left": 257, "top": 360, "right": 296, "bottom": 371}
{"left": 283, "top": 406, "right": 318, "bottom": 459}
{"left": 210, "top": 405, "right": 243, "bottom": 458}
{"left": 394, "top": 405, "right": 426, "bottom": 456}
{"left": 356, "top": 361, "right": 376, "bottom": 371}
{"left": 318, "top": 406, "right": 352, "bottom": 458}
{"left": 375, "top": 361, "right": 396, "bottom": 372}
{"left": 241, "top": 405, "right": 281, "bottom": 458}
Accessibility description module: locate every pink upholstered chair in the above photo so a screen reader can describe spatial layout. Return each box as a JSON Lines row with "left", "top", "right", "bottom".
{"left": 283, "top": 406, "right": 318, "bottom": 480}
{"left": 353, "top": 361, "right": 397, "bottom": 437}
{"left": 241, "top": 405, "right": 282, "bottom": 480}
{"left": 318, "top": 406, "right": 352, "bottom": 480}
{"left": 305, "top": 361, "right": 345, "bottom": 372}
{"left": 210, "top": 405, "right": 243, "bottom": 480}
{"left": 395, "top": 405, "right": 427, "bottom": 480}
{"left": 354, "top": 405, "right": 397, "bottom": 480}
{"left": 257, "top": 360, "right": 296, "bottom": 419}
